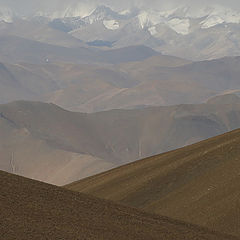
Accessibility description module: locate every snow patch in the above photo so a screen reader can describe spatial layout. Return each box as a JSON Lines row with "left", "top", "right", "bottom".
{"left": 0, "top": 6, "right": 14, "bottom": 23}
{"left": 138, "top": 6, "right": 240, "bottom": 33}
{"left": 148, "top": 26, "right": 157, "bottom": 35}
{"left": 138, "top": 11, "right": 151, "bottom": 28}
{"left": 201, "top": 15, "right": 225, "bottom": 28}
{"left": 103, "top": 20, "right": 119, "bottom": 30}
{"left": 138, "top": 10, "right": 190, "bottom": 35}
{"left": 120, "top": 9, "right": 131, "bottom": 15}
{"left": 167, "top": 18, "right": 190, "bottom": 35}
{"left": 200, "top": 7, "right": 240, "bottom": 28}
{"left": 138, "top": 11, "right": 164, "bottom": 28}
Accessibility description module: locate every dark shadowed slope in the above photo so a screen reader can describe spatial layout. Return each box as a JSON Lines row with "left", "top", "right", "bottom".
{"left": 0, "top": 171, "right": 238, "bottom": 240}
{"left": 66, "top": 129, "right": 240, "bottom": 237}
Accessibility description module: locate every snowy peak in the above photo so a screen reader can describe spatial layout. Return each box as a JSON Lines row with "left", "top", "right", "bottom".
{"left": 136, "top": 6, "right": 240, "bottom": 35}
{"left": 137, "top": 9, "right": 190, "bottom": 35}
{"left": 6, "top": 4, "right": 240, "bottom": 36}
{"left": 91, "top": 5, "right": 116, "bottom": 17}
{"left": 84, "top": 5, "right": 124, "bottom": 24}
{"left": 138, "top": 11, "right": 163, "bottom": 28}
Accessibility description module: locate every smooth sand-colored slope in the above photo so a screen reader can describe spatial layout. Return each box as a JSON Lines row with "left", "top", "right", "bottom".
{"left": 0, "top": 170, "right": 238, "bottom": 240}
{"left": 66, "top": 129, "right": 240, "bottom": 237}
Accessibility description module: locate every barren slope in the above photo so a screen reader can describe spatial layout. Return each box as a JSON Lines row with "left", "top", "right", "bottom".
{"left": 45, "top": 56, "right": 240, "bottom": 112}
{"left": 1, "top": 53, "right": 240, "bottom": 112}
{"left": 1, "top": 100, "right": 240, "bottom": 185}
{"left": 67, "top": 129, "right": 240, "bottom": 237}
{"left": 50, "top": 56, "right": 240, "bottom": 112}
{"left": 0, "top": 170, "right": 238, "bottom": 240}
{"left": 0, "top": 35, "right": 158, "bottom": 65}
{"left": 0, "top": 112, "right": 113, "bottom": 185}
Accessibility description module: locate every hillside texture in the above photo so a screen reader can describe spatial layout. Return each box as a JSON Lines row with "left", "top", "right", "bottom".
{"left": 1, "top": 170, "right": 237, "bottom": 240}
{"left": 67, "top": 129, "right": 240, "bottom": 237}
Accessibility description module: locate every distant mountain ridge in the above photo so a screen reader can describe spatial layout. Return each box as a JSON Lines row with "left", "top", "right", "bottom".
{"left": 31, "top": 5, "right": 240, "bottom": 60}
{"left": 1, "top": 99, "right": 240, "bottom": 185}
{"left": 1, "top": 55, "right": 240, "bottom": 112}
{"left": 2, "top": 4, "right": 240, "bottom": 59}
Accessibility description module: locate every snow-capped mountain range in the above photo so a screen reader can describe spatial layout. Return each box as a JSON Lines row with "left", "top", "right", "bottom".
{"left": 2, "top": 4, "right": 240, "bottom": 60}
{"left": 39, "top": 5, "right": 240, "bottom": 33}
{"left": 0, "top": 4, "right": 234, "bottom": 33}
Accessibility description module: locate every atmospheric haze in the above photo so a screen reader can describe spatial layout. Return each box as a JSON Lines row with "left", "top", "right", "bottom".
{"left": 1, "top": 0, "right": 240, "bottom": 17}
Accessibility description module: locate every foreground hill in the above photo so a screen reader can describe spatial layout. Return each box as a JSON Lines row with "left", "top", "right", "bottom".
{"left": 66, "top": 129, "right": 240, "bottom": 237}
{"left": 1, "top": 100, "right": 240, "bottom": 185}
{"left": 0, "top": 171, "right": 238, "bottom": 240}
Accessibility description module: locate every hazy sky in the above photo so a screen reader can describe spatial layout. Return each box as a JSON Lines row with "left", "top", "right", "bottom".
{"left": 1, "top": 0, "right": 240, "bottom": 16}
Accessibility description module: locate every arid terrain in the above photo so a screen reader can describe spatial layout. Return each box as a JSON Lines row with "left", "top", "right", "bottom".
{"left": 1, "top": 54, "right": 240, "bottom": 112}
{"left": 1, "top": 170, "right": 238, "bottom": 240}
{"left": 1, "top": 1, "right": 240, "bottom": 239}
{"left": 67, "top": 128, "right": 240, "bottom": 237}
{"left": 1, "top": 97, "right": 240, "bottom": 185}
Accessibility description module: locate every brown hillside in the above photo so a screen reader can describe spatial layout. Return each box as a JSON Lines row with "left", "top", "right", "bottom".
{"left": 66, "top": 129, "right": 240, "bottom": 237}
{"left": 1, "top": 171, "right": 236, "bottom": 240}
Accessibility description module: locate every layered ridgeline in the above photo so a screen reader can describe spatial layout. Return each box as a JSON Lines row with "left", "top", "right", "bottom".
{"left": 1, "top": 49, "right": 240, "bottom": 112}
{"left": 0, "top": 35, "right": 159, "bottom": 64}
{"left": 1, "top": 97, "right": 240, "bottom": 185}
{"left": 1, "top": 171, "right": 237, "bottom": 240}
{"left": 66, "top": 129, "right": 240, "bottom": 237}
